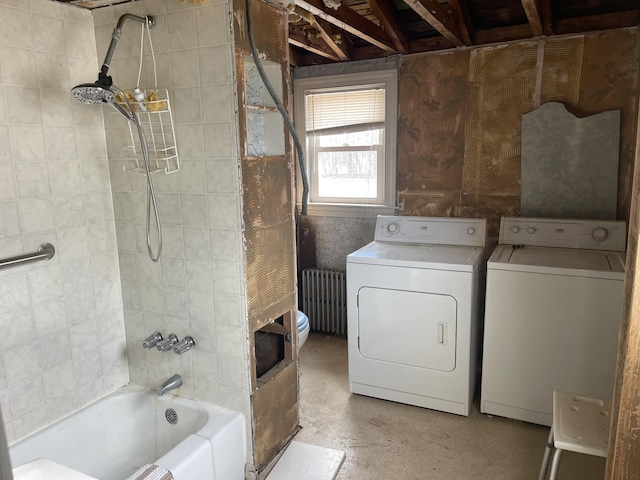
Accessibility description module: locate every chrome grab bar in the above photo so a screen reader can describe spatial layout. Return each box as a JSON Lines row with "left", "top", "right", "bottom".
{"left": 0, "top": 243, "right": 55, "bottom": 271}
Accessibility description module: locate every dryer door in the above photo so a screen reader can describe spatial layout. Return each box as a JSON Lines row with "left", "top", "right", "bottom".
{"left": 357, "top": 287, "right": 457, "bottom": 372}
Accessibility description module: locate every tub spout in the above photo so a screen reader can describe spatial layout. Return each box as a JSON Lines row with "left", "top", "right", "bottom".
{"left": 157, "top": 374, "right": 182, "bottom": 396}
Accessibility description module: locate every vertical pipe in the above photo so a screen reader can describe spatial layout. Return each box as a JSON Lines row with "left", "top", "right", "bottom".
{"left": 331, "top": 272, "right": 337, "bottom": 334}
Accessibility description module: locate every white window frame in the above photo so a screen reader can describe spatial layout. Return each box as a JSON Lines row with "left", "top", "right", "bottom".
{"left": 294, "top": 70, "right": 398, "bottom": 218}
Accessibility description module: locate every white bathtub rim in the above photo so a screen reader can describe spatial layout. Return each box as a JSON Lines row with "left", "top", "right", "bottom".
{"left": 10, "top": 383, "right": 246, "bottom": 480}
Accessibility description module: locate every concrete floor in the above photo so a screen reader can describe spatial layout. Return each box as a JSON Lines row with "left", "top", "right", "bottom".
{"left": 295, "top": 333, "right": 606, "bottom": 480}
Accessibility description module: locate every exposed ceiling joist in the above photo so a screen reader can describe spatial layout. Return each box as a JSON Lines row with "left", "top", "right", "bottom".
{"left": 521, "top": 0, "right": 543, "bottom": 36}
{"left": 447, "top": 0, "right": 474, "bottom": 45}
{"left": 540, "top": 0, "right": 553, "bottom": 35}
{"left": 366, "top": 0, "right": 409, "bottom": 53}
{"left": 294, "top": 0, "right": 397, "bottom": 53}
{"left": 289, "top": 25, "right": 345, "bottom": 61}
{"left": 401, "top": 0, "right": 463, "bottom": 46}
{"left": 554, "top": 10, "right": 640, "bottom": 35}
{"left": 314, "top": 16, "right": 352, "bottom": 60}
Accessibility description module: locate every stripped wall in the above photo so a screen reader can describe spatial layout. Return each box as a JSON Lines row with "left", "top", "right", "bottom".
{"left": 399, "top": 28, "right": 640, "bottom": 236}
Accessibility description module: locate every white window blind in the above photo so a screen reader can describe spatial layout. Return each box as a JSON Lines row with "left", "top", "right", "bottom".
{"left": 305, "top": 87, "right": 386, "bottom": 134}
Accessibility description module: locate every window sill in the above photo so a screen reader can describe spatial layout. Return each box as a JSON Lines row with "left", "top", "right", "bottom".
{"left": 297, "top": 203, "right": 398, "bottom": 218}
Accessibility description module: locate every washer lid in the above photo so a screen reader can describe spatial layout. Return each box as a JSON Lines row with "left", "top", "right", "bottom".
{"left": 488, "top": 245, "right": 625, "bottom": 279}
{"left": 347, "top": 241, "right": 484, "bottom": 272}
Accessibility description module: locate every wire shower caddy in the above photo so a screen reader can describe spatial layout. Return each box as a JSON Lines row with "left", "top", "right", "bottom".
{"left": 117, "top": 88, "right": 180, "bottom": 174}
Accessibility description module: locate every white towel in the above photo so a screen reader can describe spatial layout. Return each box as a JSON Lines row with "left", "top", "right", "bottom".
{"left": 125, "top": 464, "right": 174, "bottom": 480}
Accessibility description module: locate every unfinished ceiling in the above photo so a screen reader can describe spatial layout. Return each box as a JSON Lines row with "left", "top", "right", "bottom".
{"left": 58, "top": 0, "right": 639, "bottom": 66}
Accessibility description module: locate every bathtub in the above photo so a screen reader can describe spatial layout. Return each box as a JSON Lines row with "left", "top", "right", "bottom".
{"left": 9, "top": 385, "right": 245, "bottom": 480}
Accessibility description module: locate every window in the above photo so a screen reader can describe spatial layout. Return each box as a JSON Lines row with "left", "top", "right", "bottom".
{"left": 294, "top": 70, "right": 397, "bottom": 217}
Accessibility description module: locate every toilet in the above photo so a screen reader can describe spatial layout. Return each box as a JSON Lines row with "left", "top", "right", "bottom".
{"left": 297, "top": 310, "right": 310, "bottom": 349}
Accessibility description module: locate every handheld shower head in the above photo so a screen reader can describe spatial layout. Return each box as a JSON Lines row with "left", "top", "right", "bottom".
{"left": 70, "top": 14, "right": 155, "bottom": 121}
{"left": 71, "top": 82, "right": 134, "bottom": 123}
{"left": 71, "top": 82, "right": 115, "bottom": 105}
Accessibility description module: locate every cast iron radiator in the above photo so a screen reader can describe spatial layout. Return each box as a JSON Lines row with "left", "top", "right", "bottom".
{"left": 301, "top": 269, "right": 347, "bottom": 336}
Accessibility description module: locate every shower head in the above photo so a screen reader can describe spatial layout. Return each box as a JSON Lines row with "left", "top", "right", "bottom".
{"left": 71, "top": 81, "right": 135, "bottom": 123}
{"left": 71, "top": 82, "right": 115, "bottom": 105}
{"left": 70, "top": 14, "right": 155, "bottom": 122}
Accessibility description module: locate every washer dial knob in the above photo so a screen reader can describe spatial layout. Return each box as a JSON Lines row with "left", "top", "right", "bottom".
{"left": 387, "top": 223, "right": 399, "bottom": 234}
{"left": 527, "top": 227, "right": 536, "bottom": 234}
{"left": 467, "top": 227, "right": 476, "bottom": 235}
{"left": 511, "top": 226, "right": 520, "bottom": 234}
{"left": 592, "top": 227, "right": 608, "bottom": 242}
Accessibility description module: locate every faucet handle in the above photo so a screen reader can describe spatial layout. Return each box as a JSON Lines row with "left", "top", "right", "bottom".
{"left": 174, "top": 336, "right": 195, "bottom": 355}
{"left": 157, "top": 333, "right": 179, "bottom": 352}
{"left": 143, "top": 331, "right": 163, "bottom": 349}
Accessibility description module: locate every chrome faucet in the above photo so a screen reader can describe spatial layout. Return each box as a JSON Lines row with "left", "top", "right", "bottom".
{"left": 157, "top": 374, "right": 182, "bottom": 396}
{"left": 143, "top": 331, "right": 163, "bottom": 349}
{"left": 156, "top": 333, "right": 178, "bottom": 352}
{"left": 174, "top": 336, "right": 196, "bottom": 354}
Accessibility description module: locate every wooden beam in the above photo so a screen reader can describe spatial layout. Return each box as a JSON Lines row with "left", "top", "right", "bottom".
{"left": 409, "top": 36, "right": 457, "bottom": 53}
{"left": 474, "top": 24, "right": 533, "bottom": 45}
{"left": 288, "top": 25, "right": 344, "bottom": 62}
{"left": 521, "top": 0, "right": 543, "bottom": 36}
{"left": 540, "top": 0, "right": 552, "bottom": 35}
{"left": 554, "top": 10, "right": 640, "bottom": 35}
{"left": 448, "top": 0, "right": 475, "bottom": 45}
{"left": 366, "top": 0, "right": 409, "bottom": 53}
{"left": 313, "top": 16, "right": 351, "bottom": 61}
{"left": 605, "top": 92, "right": 640, "bottom": 480}
{"left": 289, "top": 46, "right": 337, "bottom": 66}
{"left": 402, "top": 0, "right": 463, "bottom": 46}
{"left": 294, "top": 0, "right": 396, "bottom": 53}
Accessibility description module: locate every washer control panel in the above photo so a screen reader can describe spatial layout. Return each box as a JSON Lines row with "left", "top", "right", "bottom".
{"left": 375, "top": 216, "right": 487, "bottom": 246}
{"left": 499, "top": 217, "right": 627, "bottom": 251}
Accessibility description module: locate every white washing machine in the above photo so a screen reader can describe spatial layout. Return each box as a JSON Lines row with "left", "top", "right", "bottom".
{"left": 347, "top": 216, "right": 487, "bottom": 416}
{"left": 481, "top": 217, "right": 626, "bottom": 426}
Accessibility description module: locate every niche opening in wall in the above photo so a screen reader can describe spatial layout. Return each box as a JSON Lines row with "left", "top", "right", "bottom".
{"left": 253, "top": 312, "right": 294, "bottom": 382}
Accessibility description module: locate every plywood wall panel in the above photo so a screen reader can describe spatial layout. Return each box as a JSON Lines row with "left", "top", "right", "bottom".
{"left": 541, "top": 37, "right": 584, "bottom": 107}
{"left": 578, "top": 29, "right": 639, "bottom": 221}
{"left": 464, "top": 43, "right": 538, "bottom": 197}
{"left": 397, "top": 51, "right": 470, "bottom": 193}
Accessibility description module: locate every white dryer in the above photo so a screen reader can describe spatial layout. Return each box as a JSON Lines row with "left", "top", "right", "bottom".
{"left": 481, "top": 217, "right": 626, "bottom": 426}
{"left": 347, "top": 216, "right": 487, "bottom": 416}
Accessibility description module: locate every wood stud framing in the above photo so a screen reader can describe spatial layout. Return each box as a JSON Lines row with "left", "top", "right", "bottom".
{"left": 366, "top": 0, "right": 409, "bottom": 53}
{"left": 521, "top": 0, "right": 543, "bottom": 36}
{"left": 286, "top": 0, "right": 638, "bottom": 65}
{"left": 294, "top": 0, "right": 396, "bottom": 53}
{"left": 401, "top": 0, "right": 463, "bottom": 46}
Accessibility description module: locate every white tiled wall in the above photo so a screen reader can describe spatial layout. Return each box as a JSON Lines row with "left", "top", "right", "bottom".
{"left": 94, "top": 0, "right": 250, "bottom": 421}
{"left": 0, "top": 0, "right": 127, "bottom": 444}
